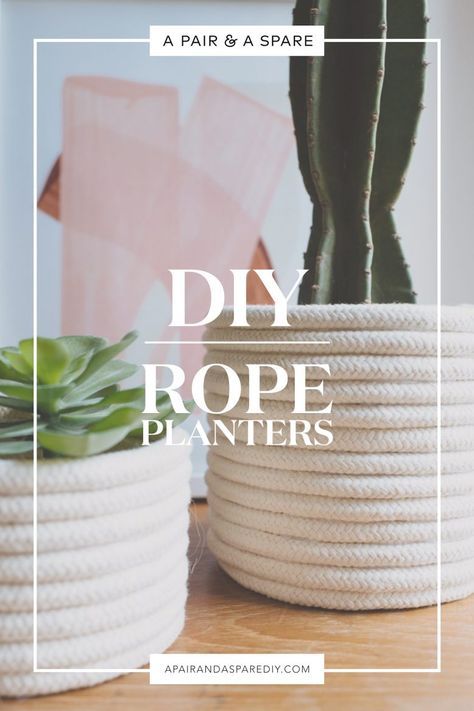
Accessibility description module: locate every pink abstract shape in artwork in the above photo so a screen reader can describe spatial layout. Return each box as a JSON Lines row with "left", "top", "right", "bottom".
{"left": 61, "top": 74, "right": 293, "bottom": 378}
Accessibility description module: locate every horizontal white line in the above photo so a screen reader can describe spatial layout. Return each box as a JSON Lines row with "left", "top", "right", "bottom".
{"left": 145, "top": 341, "right": 331, "bottom": 345}
{"left": 34, "top": 38, "right": 440, "bottom": 44}
{"left": 325, "top": 38, "right": 439, "bottom": 43}
{"left": 34, "top": 668, "right": 149, "bottom": 673}
{"left": 34, "top": 38, "right": 149, "bottom": 43}
{"left": 34, "top": 667, "right": 440, "bottom": 674}
{"left": 326, "top": 668, "right": 441, "bottom": 674}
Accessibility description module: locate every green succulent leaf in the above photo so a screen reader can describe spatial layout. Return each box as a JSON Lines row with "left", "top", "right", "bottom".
{"left": 88, "top": 406, "right": 143, "bottom": 432}
{"left": 57, "top": 335, "right": 107, "bottom": 360}
{"left": 0, "top": 348, "right": 33, "bottom": 378}
{"left": 0, "top": 420, "right": 35, "bottom": 440}
{"left": 0, "top": 331, "right": 192, "bottom": 459}
{"left": 0, "top": 395, "right": 34, "bottom": 412}
{"left": 0, "top": 380, "right": 32, "bottom": 401}
{"left": 61, "top": 361, "right": 138, "bottom": 406}
{"left": 0, "top": 440, "right": 35, "bottom": 456}
{"left": 19, "top": 338, "right": 71, "bottom": 385}
{"left": 0, "top": 353, "right": 30, "bottom": 382}
{"left": 37, "top": 425, "right": 135, "bottom": 458}
{"left": 75, "top": 331, "right": 138, "bottom": 384}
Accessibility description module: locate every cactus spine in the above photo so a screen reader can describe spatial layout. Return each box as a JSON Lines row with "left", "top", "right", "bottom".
{"left": 290, "top": 0, "right": 428, "bottom": 305}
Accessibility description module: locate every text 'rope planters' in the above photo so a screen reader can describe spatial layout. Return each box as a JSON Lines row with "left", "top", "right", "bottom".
{"left": 204, "top": 305, "right": 474, "bottom": 610}
{"left": 0, "top": 434, "right": 191, "bottom": 697}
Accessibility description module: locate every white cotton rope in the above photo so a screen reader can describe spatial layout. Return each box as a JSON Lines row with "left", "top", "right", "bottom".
{"left": 208, "top": 530, "right": 474, "bottom": 592}
{"left": 204, "top": 351, "right": 474, "bottom": 382}
{"left": 211, "top": 415, "right": 474, "bottom": 453}
{"left": 0, "top": 511, "right": 189, "bottom": 584}
{"left": 205, "top": 304, "right": 474, "bottom": 332}
{"left": 0, "top": 490, "right": 189, "bottom": 554}
{"left": 205, "top": 372, "right": 474, "bottom": 405}
{"left": 0, "top": 610, "right": 185, "bottom": 697}
{"left": 204, "top": 328, "right": 474, "bottom": 356}
{"left": 218, "top": 561, "right": 474, "bottom": 610}
{"left": 0, "top": 560, "right": 188, "bottom": 643}
{"left": 205, "top": 305, "right": 474, "bottom": 610}
{"left": 0, "top": 461, "right": 191, "bottom": 524}
{"left": 208, "top": 492, "right": 474, "bottom": 544}
{"left": 0, "top": 439, "right": 191, "bottom": 496}
{"left": 0, "top": 432, "right": 192, "bottom": 695}
{"left": 204, "top": 393, "right": 474, "bottom": 429}
{"left": 209, "top": 511, "right": 474, "bottom": 568}
{"left": 211, "top": 439, "right": 473, "bottom": 475}
{"left": 206, "top": 471, "right": 474, "bottom": 523}
{"left": 207, "top": 491, "right": 474, "bottom": 544}
{"left": 208, "top": 453, "right": 473, "bottom": 500}
{"left": 0, "top": 594, "right": 187, "bottom": 673}
{"left": 0, "top": 540, "right": 188, "bottom": 614}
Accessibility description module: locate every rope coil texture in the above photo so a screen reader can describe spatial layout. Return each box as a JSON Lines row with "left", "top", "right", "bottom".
{"left": 205, "top": 305, "right": 474, "bottom": 610}
{"left": 0, "top": 436, "right": 192, "bottom": 697}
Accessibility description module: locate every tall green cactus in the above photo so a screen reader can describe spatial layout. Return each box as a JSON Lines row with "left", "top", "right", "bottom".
{"left": 290, "top": 0, "right": 428, "bottom": 305}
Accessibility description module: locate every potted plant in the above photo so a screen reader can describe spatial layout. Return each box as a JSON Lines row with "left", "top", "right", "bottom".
{"left": 0, "top": 331, "right": 192, "bottom": 697}
{"left": 204, "top": 0, "right": 474, "bottom": 609}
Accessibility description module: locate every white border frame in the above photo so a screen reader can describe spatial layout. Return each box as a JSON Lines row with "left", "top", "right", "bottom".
{"left": 32, "top": 36, "right": 442, "bottom": 676}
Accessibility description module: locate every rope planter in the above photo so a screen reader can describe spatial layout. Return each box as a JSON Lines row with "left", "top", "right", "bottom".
{"left": 208, "top": 491, "right": 474, "bottom": 544}
{"left": 206, "top": 471, "right": 474, "bottom": 523}
{"left": 206, "top": 372, "right": 474, "bottom": 405}
{"left": 208, "top": 453, "right": 473, "bottom": 499}
{"left": 205, "top": 305, "right": 474, "bottom": 610}
{"left": 0, "top": 435, "right": 192, "bottom": 697}
{"left": 205, "top": 304, "right": 474, "bottom": 332}
{"left": 204, "top": 328, "right": 474, "bottom": 356}
{"left": 211, "top": 417, "right": 474, "bottom": 453}
{"left": 209, "top": 511, "right": 474, "bottom": 568}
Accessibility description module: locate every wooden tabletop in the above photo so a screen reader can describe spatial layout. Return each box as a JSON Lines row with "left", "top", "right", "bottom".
{"left": 5, "top": 502, "right": 474, "bottom": 710}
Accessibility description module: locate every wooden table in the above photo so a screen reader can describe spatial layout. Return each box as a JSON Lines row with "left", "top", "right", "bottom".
{"left": 5, "top": 502, "right": 474, "bottom": 710}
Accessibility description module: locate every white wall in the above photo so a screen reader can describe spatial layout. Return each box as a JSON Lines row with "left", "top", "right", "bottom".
{"left": 0, "top": 0, "right": 471, "bottom": 346}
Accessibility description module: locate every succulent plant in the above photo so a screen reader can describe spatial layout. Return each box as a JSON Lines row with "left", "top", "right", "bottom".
{"left": 0, "top": 331, "right": 191, "bottom": 458}
{"left": 290, "top": 0, "right": 428, "bottom": 304}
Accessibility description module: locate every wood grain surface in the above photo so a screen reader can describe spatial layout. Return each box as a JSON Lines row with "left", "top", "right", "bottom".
{"left": 4, "top": 502, "right": 474, "bottom": 710}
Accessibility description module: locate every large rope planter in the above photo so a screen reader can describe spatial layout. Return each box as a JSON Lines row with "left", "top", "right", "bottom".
{"left": 0, "top": 435, "right": 192, "bottom": 697}
{"left": 204, "top": 305, "right": 474, "bottom": 610}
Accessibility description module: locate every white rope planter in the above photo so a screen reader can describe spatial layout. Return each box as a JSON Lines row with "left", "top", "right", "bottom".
{"left": 0, "top": 611, "right": 184, "bottom": 697}
{"left": 0, "top": 441, "right": 190, "bottom": 496}
{"left": 209, "top": 453, "right": 473, "bottom": 499}
{"left": 205, "top": 304, "right": 474, "bottom": 332}
{"left": 0, "top": 434, "right": 192, "bottom": 697}
{"left": 204, "top": 328, "right": 474, "bottom": 356}
{"left": 0, "top": 541, "right": 188, "bottom": 614}
{"left": 209, "top": 511, "right": 474, "bottom": 568}
{"left": 0, "top": 491, "right": 189, "bottom": 555}
{"left": 211, "top": 439, "right": 472, "bottom": 475}
{"left": 208, "top": 530, "right": 474, "bottom": 592}
{"left": 1, "top": 596, "right": 186, "bottom": 672}
{"left": 204, "top": 350, "right": 474, "bottom": 382}
{"left": 205, "top": 393, "right": 474, "bottom": 429}
{"left": 205, "top": 371, "right": 474, "bottom": 405}
{"left": 208, "top": 491, "right": 474, "bottom": 544}
{"left": 206, "top": 471, "right": 474, "bottom": 523}
{"left": 0, "top": 512, "right": 189, "bottom": 585}
{"left": 205, "top": 304, "right": 474, "bottom": 610}
{"left": 217, "top": 561, "right": 474, "bottom": 610}
{"left": 211, "top": 416, "right": 474, "bottom": 453}
{"left": 0, "top": 561, "right": 188, "bottom": 643}
{"left": 0, "top": 460, "right": 191, "bottom": 525}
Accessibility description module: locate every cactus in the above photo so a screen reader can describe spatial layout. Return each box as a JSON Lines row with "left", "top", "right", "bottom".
{"left": 290, "top": 0, "right": 428, "bottom": 304}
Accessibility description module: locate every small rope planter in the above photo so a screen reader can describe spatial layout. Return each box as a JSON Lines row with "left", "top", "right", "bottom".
{"left": 205, "top": 304, "right": 474, "bottom": 610}
{"left": 0, "top": 434, "right": 192, "bottom": 697}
